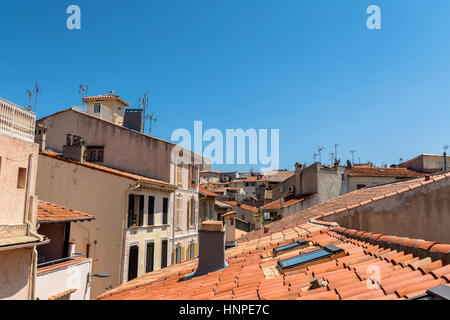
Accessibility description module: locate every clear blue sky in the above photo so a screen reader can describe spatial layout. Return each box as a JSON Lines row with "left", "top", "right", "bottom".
{"left": 1, "top": 1, "right": 449, "bottom": 172}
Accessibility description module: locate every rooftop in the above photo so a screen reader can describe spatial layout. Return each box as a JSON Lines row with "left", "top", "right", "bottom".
{"left": 260, "top": 194, "right": 316, "bottom": 211}
{"left": 222, "top": 201, "right": 259, "bottom": 213}
{"left": 81, "top": 94, "right": 130, "bottom": 106}
{"left": 96, "top": 173, "right": 450, "bottom": 300}
{"left": 199, "top": 187, "right": 220, "bottom": 197}
{"left": 37, "top": 200, "right": 95, "bottom": 223}
{"left": 348, "top": 167, "right": 427, "bottom": 178}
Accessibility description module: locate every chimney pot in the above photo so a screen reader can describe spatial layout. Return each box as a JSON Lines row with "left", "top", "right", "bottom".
{"left": 194, "top": 221, "right": 226, "bottom": 277}
{"left": 425, "top": 175, "right": 431, "bottom": 181}
{"left": 62, "top": 134, "right": 86, "bottom": 163}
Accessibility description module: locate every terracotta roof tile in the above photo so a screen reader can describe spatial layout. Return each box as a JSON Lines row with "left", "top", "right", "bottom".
{"left": 38, "top": 200, "right": 95, "bottom": 223}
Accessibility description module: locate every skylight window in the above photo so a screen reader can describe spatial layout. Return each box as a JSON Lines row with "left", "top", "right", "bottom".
{"left": 277, "top": 244, "right": 345, "bottom": 271}
{"left": 273, "top": 239, "right": 308, "bottom": 256}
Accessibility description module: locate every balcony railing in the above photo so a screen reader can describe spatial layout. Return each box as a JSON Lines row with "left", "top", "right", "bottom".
{"left": 0, "top": 97, "right": 36, "bottom": 143}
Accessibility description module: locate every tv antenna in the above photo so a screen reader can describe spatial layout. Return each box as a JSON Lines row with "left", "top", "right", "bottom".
{"left": 25, "top": 90, "right": 33, "bottom": 110}
{"left": 444, "top": 145, "right": 449, "bottom": 172}
{"left": 140, "top": 91, "right": 157, "bottom": 135}
{"left": 317, "top": 146, "right": 325, "bottom": 164}
{"left": 329, "top": 152, "right": 334, "bottom": 165}
{"left": 33, "top": 78, "right": 40, "bottom": 112}
{"left": 313, "top": 153, "right": 318, "bottom": 163}
{"left": 334, "top": 144, "right": 339, "bottom": 163}
{"left": 350, "top": 150, "right": 357, "bottom": 165}
{"left": 79, "top": 84, "right": 88, "bottom": 98}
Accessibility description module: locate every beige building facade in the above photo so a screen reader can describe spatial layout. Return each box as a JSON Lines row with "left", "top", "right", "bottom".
{"left": 0, "top": 97, "right": 47, "bottom": 300}
{"left": 36, "top": 150, "right": 177, "bottom": 298}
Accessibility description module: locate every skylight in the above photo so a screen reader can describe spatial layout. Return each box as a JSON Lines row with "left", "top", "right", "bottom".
{"left": 277, "top": 244, "right": 345, "bottom": 271}
{"left": 273, "top": 239, "right": 308, "bottom": 256}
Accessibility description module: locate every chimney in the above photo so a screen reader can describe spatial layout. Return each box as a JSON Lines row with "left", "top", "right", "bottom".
{"left": 425, "top": 174, "right": 431, "bottom": 181}
{"left": 34, "top": 123, "right": 47, "bottom": 152}
{"left": 194, "top": 221, "right": 226, "bottom": 276}
{"left": 280, "top": 197, "right": 284, "bottom": 207}
{"left": 62, "top": 134, "right": 86, "bottom": 163}
{"left": 123, "top": 109, "right": 144, "bottom": 132}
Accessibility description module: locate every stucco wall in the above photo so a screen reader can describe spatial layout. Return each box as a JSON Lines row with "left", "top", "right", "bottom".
{"left": 38, "top": 109, "right": 173, "bottom": 182}
{"left": 0, "top": 248, "right": 32, "bottom": 300}
{"left": 36, "top": 258, "right": 92, "bottom": 300}
{"left": 36, "top": 154, "right": 131, "bottom": 298}
{"left": 322, "top": 178, "right": 450, "bottom": 244}
{"left": 348, "top": 176, "right": 402, "bottom": 192}
{"left": 0, "top": 133, "right": 39, "bottom": 225}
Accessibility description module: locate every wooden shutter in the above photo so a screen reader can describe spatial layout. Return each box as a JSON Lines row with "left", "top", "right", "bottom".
{"left": 148, "top": 196, "right": 155, "bottom": 225}
{"left": 128, "top": 245, "right": 139, "bottom": 281}
{"left": 161, "top": 240, "right": 168, "bottom": 268}
{"left": 146, "top": 242, "right": 154, "bottom": 273}
{"left": 194, "top": 242, "right": 199, "bottom": 257}
{"left": 187, "top": 199, "right": 190, "bottom": 228}
{"left": 181, "top": 246, "right": 186, "bottom": 262}
{"left": 162, "top": 198, "right": 168, "bottom": 225}
{"left": 127, "top": 194, "right": 135, "bottom": 228}
{"left": 138, "top": 195, "right": 144, "bottom": 226}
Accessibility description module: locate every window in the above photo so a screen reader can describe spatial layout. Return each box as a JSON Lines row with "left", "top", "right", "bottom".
{"left": 175, "top": 246, "right": 181, "bottom": 264}
{"left": 199, "top": 201, "right": 203, "bottom": 222}
{"left": 17, "top": 167, "right": 27, "bottom": 189}
{"left": 208, "top": 203, "right": 213, "bottom": 220}
{"left": 357, "top": 184, "right": 366, "bottom": 190}
{"left": 176, "top": 164, "right": 183, "bottom": 186}
{"left": 191, "top": 166, "right": 197, "bottom": 187}
{"left": 175, "top": 197, "right": 182, "bottom": 229}
{"left": 186, "top": 199, "right": 190, "bottom": 229}
{"left": 127, "top": 194, "right": 144, "bottom": 228}
{"left": 161, "top": 240, "right": 168, "bottom": 268}
{"left": 162, "top": 198, "right": 168, "bottom": 225}
{"left": 190, "top": 199, "right": 196, "bottom": 227}
{"left": 147, "top": 196, "right": 155, "bottom": 225}
{"left": 146, "top": 242, "right": 154, "bottom": 273}
{"left": 273, "top": 239, "right": 308, "bottom": 256}
{"left": 94, "top": 103, "right": 101, "bottom": 113}
{"left": 128, "top": 245, "right": 139, "bottom": 281}
{"left": 277, "top": 245, "right": 344, "bottom": 271}
{"left": 189, "top": 243, "right": 195, "bottom": 260}
{"left": 86, "top": 146, "right": 104, "bottom": 162}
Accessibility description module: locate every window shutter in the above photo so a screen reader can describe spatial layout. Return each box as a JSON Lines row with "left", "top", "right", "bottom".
{"left": 138, "top": 195, "right": 144, "bottom": 226}
{"left": 162, "top": 198, "right": 168, "bottom": 225}
{"left": 127, "top": 194, "right": 135, "bottom": 228}
{"left": 181, "top": 246, "right": 186, "bottom": 262}
{"left": 148, "top": 196, "right": 155, "bottom": 225}
{"left": 194, "top": 242, "right": 199, "bottom": 257}
{"left": 188, "top": 165, "right": 192, "bottom": 187}
{"left": 187, "top": 199, "right": 190, "bottom": 229}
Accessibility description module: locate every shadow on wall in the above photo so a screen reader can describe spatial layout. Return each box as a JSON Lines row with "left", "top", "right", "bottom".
{"left": 0, "top": 248, "right": 32, "bottom": 299}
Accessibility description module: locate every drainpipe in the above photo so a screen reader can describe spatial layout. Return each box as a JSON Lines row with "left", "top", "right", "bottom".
{"left": 23, "top": 154, "right": 34, "bottom": 223}
{"left": 119, "top": 181, "right": 140, "bottom": 283}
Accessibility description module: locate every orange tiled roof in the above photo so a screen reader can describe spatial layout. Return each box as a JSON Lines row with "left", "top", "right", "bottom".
{"left": 38, "top": 200, "right": 95, "bottom": 223}
{"left": 260, "top": 194, "right": 315, "bottom": 210}
{"left": 82, "top": 94, "right": 130, "bottom": 106}
{"left": 221, "top": 211, "right": 236, "bottom": 217}
{"left": 348, "top": 167, "right": 427, "bottom": 178}
{"left": 97, "top": 222, "right": 450, "bottom": 300}
{"left": 96, "top": 172, "right": 450, "bottom": 300}
{"left": 241, "top": 173, "right": 450, "bottom": 242}
{"left": 222, "top": 201, "right": 259, "bottom": 212}
{"left": 199, "top": 188, "right": 220, "bottom": 197}
{"left": 40, "top": 150, "right": 177, "bottom": 190}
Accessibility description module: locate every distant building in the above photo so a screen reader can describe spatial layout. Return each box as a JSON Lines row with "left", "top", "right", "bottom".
{"left": 399, "top": 154, "right": 450, "bottom": 174}
{"left": 0, "top": 97, "right": 48, "bottom": 300}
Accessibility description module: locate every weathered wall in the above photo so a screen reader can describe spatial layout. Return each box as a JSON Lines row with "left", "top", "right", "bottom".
{"left": 322, "top": 178, "right": 450, "bottom": 244}
{"left": 36, "top": 154, "right": 130, "bottom": 298}
{"left": 0, "top": 133, "right": 39, "bottom": 225}
{"left": 348, "top": 176, "right": 402, "bottom": 192}
{"left": 38, "top": 109, "right": 173, "bottom": 182}
{"left": 0, "top": 248, "right": 32, "bottom": 300}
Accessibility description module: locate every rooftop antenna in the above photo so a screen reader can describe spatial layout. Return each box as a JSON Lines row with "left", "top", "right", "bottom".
{"left": 25, "top": 90, "right": 33, "bottom": 110}
{"left": 329, "top": 152, "right": 334, "bottom": 165}
{"left": 33, "top": 78, "right": 39, "bottom": 112}
{"left": 313, "top": 153, "right": 318, "bottom": 163}
{"left": 147, "top": 112, "right": 157, "bottom": 136}
{"left": 399, "top": 157, "right": 403, "bottom": 163}
{"left": 334, "top": 144, "right": 339, "bottom": 163}
{"left": 79, "top": 84, "right": 88, "bottom": 97}
{"left": 444, "top": 145, "right": 448, "bottom": 172}
{"left": 350, "top": 150, "right": 357, "bottom": 166}
{"left": 317, "top": 146, "right": 325, "bottom": 164}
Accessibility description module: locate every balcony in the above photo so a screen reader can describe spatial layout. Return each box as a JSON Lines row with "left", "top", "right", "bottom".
{"left": 36, "top": 254, "right": 92, "bottom": 300}
{"left": 0, "top": 97, "right": 36, "bottom": 143}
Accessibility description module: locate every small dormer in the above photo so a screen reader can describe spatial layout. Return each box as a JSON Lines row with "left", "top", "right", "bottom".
{"left": 82, "top": 91, "right": 130, "bottom": 125}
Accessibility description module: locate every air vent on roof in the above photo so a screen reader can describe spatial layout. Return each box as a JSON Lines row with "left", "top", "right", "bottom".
{"left": 277, "top": 244, "right": 345, "bottom": 272}
{"left": 273, "top": 239, "right": 308, "bottom": 256}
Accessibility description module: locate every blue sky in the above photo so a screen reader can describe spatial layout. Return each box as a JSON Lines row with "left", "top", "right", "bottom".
{"left": 1, "top": 1, "right": 450, "bottom": 172}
